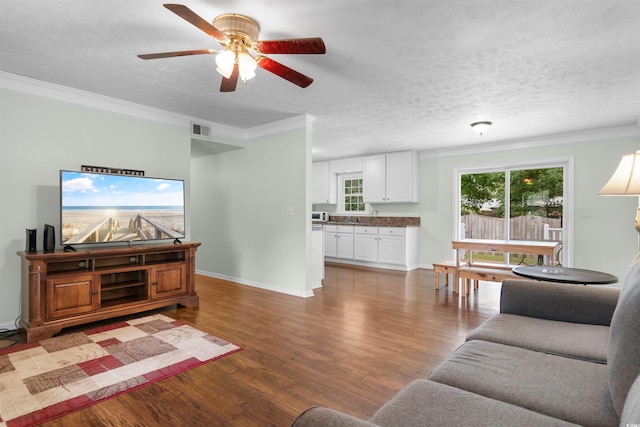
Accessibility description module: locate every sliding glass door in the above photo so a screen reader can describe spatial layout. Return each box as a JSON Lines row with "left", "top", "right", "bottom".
{"left": 459, "top": 165, "right": 565, "bottom": 266}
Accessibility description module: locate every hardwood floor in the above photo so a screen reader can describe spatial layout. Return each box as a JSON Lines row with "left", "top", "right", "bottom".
{"left": 43, "top": 263, "right": 501, "bottom": 427}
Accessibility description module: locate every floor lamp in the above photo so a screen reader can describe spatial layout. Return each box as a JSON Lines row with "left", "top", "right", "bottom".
{"left": 598, "top": 150, "right": 640, "bottom": 250}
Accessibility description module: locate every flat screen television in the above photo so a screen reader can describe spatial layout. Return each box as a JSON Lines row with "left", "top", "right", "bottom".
{"left": 60, "top": 170, "right": 185, "bottom": 246}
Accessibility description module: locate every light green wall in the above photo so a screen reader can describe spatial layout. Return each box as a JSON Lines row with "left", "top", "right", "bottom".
{"left": 368, "top": 138, "right": 639, "bottom": 281}
{"left": 2, "top": 83, "right": 637, "bottom": 329}
{"left": 191, "top": 124, "right": 313, "bottom": 297}
{"left": 0, "top": 89, "right": 191, "bottom": 328}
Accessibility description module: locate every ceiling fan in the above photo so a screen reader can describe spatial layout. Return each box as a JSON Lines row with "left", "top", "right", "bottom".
{"left": 138, "top": 4, "right": 326, "bottom": 92}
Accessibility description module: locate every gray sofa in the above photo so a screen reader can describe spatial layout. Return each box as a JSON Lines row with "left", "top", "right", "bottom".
{"left": 291, "top": 253, "right": 640, "bottom": 427}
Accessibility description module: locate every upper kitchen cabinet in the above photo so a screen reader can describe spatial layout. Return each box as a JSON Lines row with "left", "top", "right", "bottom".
{"left": 312, "top": 161, "right": 337, "bottom": 204}
{"left": 329, "top": 156, "right": 363, "bottom": 174}
{"left": 363, "top": 151, "right": 419, "bottom": 203}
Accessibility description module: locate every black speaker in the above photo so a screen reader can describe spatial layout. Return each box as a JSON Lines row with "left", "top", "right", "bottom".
{"left": 26, "top": 228, "right": 37, "bottom": 253}
{"left": 43, "top": 224, "right": 55, "bottom": 252}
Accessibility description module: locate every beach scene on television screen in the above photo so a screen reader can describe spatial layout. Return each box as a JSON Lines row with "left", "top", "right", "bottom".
{"left": 61, "top": 172, "right": 185, "bottom": 244}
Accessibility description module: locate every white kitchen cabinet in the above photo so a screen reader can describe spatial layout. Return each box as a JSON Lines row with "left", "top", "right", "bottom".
{"left": 324, "top": 225, "right": 354, "bottom": 260}
{"left": 337, "top": 233, "right": 354, "bottom": 259}
{"left": 377, "top": 227, "right": 407, "bottom": 265}
{"left": 312, "top": 161, "right": 337, "bottom": 204}
{"left": 354, "top": 227, "right": 379, "bottom": 263}
{"left": 329, "top": 226, "right": 419, "bottom": 271}
{"left": 363, "top": 151, "right": 418, "bottom": 203}
{"left": 312, "top": 226, "right": 324, "bottom": 288}
{"left": 324, "top": 230, "right": 337, "bottom": 258}
{"left": 362, "top": 154, "right": 386, "bottom": 203}
{"left": 329, "top": 156, "right": 363, "bottom": 174}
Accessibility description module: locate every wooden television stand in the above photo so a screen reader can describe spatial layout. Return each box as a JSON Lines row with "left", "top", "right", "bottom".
{"left": 18, "top": 242, "right": 200, "bottom": 342}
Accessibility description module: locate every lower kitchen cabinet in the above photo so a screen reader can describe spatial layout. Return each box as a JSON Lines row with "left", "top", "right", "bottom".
{"left": 377, "top": 227, "right": 408, "bottom": 265}
{"left": 354, "top": 227, "right": 379, "bottom": 263}
{"left": 326, "top": 225, "right": 418, "bottom": 271}
{"left": 324, "top": 225, "right": 354, "bottom": 259}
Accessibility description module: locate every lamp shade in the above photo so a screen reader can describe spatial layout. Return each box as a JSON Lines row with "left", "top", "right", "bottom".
{"left": 215, "top": 50, "right": 235, "bottom": 79}
{"left": 598, "top": 150, "right": 640, "bottom": 196}
{"left": 237, "top": 51, "right": 257, "bottom": 81}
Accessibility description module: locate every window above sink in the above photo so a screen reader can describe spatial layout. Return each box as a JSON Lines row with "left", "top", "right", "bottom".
{"left": 337, "top": 172, "right": 370, "bottom": 215}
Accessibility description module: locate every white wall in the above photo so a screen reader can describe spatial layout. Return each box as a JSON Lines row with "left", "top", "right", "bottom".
{"left": 0, "top": 88, "right": 191, "bottom": 329}
{"left": 191, "top": 120, "right": 313, "bottom": 297}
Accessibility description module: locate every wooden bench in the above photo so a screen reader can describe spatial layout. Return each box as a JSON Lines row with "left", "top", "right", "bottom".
{"left": 458, "top": 265, "right": 520, "bottom": 295}
{"left": 433, "top": 261, "right": 467, "bottom": 292}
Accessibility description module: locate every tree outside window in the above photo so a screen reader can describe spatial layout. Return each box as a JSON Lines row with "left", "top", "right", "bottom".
{"left": 460, "top": 166, "right": 564, "bottom": 265}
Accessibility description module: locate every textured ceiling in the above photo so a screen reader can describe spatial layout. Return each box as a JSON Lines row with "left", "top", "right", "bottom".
{"left": 1, "top": 0, "right": 639, "bottom": 160}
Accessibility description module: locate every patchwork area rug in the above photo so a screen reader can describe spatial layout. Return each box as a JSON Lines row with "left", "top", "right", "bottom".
{"left": 0, "top": 314, "right": 241, "bottom": 427}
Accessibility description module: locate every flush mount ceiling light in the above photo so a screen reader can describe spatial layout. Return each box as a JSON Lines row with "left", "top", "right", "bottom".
{"left": 471, "top": 121, "right": 492, "bottom": 135}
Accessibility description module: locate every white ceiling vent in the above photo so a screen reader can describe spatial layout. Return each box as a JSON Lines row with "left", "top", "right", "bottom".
{"left": 191, "top": 122, "right": 212, "bottom": 140}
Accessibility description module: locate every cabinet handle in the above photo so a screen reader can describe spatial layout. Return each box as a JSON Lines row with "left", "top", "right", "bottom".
{"left": 92, "top": 291, "right": 98, "bottom": 295}
{"left": 152, "top": 282, "right": 157, "bottom": 286}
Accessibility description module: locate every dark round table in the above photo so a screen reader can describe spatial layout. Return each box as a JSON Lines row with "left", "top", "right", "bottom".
{"left": 512, "top": 266, "right": 618, "bottom": 285}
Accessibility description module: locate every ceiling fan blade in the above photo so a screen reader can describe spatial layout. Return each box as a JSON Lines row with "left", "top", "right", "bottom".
{"left": 257, "top": 37, "right": 326, "bottom": 55}
{"left": 220, "top": 64, "right": 239, "bottom": 92}
{"left": 138, "top": 49, "right": 217, "bottom": 60}
{"left": 256, "top": 56, "right": 313, "bottom": 88}
{"left": 163, "top": 4, "right": 227, "bottom": 42}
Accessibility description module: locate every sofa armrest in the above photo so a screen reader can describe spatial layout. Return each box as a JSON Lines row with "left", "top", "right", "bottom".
{"left": 290, "top": 406, "right": 379, "bottom": 427}
{"left": 500, "top": 280, "right": 620, "bottom": 325}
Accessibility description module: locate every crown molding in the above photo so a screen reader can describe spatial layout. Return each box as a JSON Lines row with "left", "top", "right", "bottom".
{"left": 0, "top": 71, "right": 311, "bottom": 141}
{"left": 420, "top": 125, "right": 640, "bottom": 159}
{"left": 0, "top": 71, "right": 195, "bottom": 127}
{"left": 245, "top": 114, "right": 315, "bottom": 140}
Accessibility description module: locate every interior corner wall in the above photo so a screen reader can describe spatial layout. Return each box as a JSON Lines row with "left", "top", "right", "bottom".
{"left": 417, "top": 137, "right": 640, "bottom": 281}
{"left": 0, "top": 89, "right": 191, "bottom": 329}
{"left": 191, "top": 125, "right": 312, "bottom": 297}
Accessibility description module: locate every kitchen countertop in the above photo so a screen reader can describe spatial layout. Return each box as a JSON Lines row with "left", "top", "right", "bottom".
{"left": 313, "top": 216, "right": 420, "bottom": 227}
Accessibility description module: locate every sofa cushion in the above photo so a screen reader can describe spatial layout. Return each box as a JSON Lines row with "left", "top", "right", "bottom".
{"left": 467, "top": 313, "right": 609, "bottom": 363}
{"left": 620, "top": 374, "right": 640, "bottom": 426}
{"left": 291, "top": 406, "right": 378, "bottom": 427}
{"left": 428, "top": 340, "right": 617, "bottom": 427}
{"left": 499, "top": 280, "right": 619, "bottom": 325}
{"left": 369, "top": 380, "right": 581, "bottom": 427}
{"left": 608, "top": 252, "right": 640, "bottom": 416}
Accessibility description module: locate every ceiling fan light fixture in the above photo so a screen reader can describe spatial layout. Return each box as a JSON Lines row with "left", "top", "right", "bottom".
{"left": 215, "top": 50, "right": 235, "bottom": 79}
{"left": 238, "top": 51, "right": 257, "bottom": 82}
{"left": 471, "top": 121, "right": 492, "bottom": 135}
{"left": 140, "top": 4, "right": 327, "bottom": 92}
{"left": 213, "top": 14, "right": 260, "bottom": 41}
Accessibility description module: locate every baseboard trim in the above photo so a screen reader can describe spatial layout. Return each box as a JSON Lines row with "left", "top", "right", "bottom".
{"left": 195, "top": 270, "right": 314, "bottom": 298}
{"left": 0, "top": 321, "right": 18, "bottom": 331}
{"left": 324, "top": 258, "right": 417, "bottom": 271}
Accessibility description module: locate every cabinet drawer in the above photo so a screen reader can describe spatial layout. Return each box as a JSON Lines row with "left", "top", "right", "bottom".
{"left": 379, "top": 227, "right": 406, "bottom": 236}
{"left": 324, "top": 224, "right": 338, "bottom": 232}
{"left": 355, "top": 226, "right": 378, "bottom": 235}
{"left": 337, "top": 225, "right": 355, "bottom": 233}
